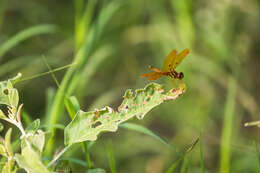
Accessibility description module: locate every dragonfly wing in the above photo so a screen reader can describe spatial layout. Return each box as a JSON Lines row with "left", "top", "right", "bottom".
{"left": 141, "top": 72, "right": 163, "bottom": 81}
{"left": 148, "top": 73, "right": 163, "bottom": 81}
{"left": 141, "top": 72, "right": 157, "bottom": 77}
{"left": 162, "top": 49, "right": 177, "bottom": 72}
{"left": 149, "top": 66, "right": 165, "bottom": 73}
{"left": 172, "top": 48, "right": 190, "bottom": 69}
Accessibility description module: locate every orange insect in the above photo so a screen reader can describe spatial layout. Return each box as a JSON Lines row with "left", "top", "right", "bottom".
{"left": 141, "top": 48, "right": 190, "bottom": 86}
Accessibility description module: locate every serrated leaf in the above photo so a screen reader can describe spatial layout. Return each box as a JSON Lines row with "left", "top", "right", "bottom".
{"left": 65, "top": 83, "right": 184, "bottom": 146}
{"left": 15, "top": 147, "right": 50, "bottom": 173}
{"left": 25, "top": 119, "right": 40, "bottom": 133}
{"left": 5, "top": 128, "right": 13, "bottom": 156}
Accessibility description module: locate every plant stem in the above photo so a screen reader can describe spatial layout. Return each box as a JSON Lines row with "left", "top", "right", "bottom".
{"left": 3, "top": 118, "right": 31, "bottom": 149}
{"left": 47, "top": 146, "right": 70, "bottom": 168}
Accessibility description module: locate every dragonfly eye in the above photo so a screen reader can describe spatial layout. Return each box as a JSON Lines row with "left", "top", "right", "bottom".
{"left": 179, "top": 72, "right": 184, "bottom": 79}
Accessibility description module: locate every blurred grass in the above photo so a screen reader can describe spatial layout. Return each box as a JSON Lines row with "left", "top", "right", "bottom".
{"left": 0, "top": 24, "right": 56, "bottom": 59}
{"left": 200, "top": 132, "right": 205, "bottom": 173}
{"left": 0, "top": 0, "right": 260, "bottom": 172}
{"left": 220, "top": 77, "right": 237, "bottom": 173}
{"left": 45, "top": 1, "right": 121, "bottom": 156}
{"left": 254, "top": 141, "right": 260, "bottom": 167}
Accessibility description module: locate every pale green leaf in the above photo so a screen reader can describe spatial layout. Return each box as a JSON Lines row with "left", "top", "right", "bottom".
{"left": 15, "top": 147, "right": 50, "bottom": 173}
{"left": 65, "top": 83, "right": 185, "bottom": 146}
{"left": 0, "top": 76, "right": 20, "bottom": 108}
{"left": 25, "top": 119, "right": 40, "bottom": 133}
{"left": 21, "top": 130, "right": 45, "bottom": 155}
{"left": 0, "top": 109, "right": 7, "bottom": 119}
{"left": 5, "top": 128, "right": 13, "bottom": 156}
{"left": 0, "top": 144, "right": 7, "bottom": 157}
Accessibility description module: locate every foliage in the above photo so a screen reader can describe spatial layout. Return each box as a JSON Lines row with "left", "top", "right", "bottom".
{"left": 1, "top": 0, "right": 260, "bottom": 172}
{"left": 0, "top": 74, "right": 186, "bottom": 172}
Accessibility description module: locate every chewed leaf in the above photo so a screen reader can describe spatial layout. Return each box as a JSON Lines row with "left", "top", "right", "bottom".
{"left": 0, "top": 74, "right": 21, "bottom": 108}
{"left": 65, "top": 83, "right": 185, "bottom": 146}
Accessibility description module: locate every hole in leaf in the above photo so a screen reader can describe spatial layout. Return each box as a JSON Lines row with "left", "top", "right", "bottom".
{"left": 3, "top": 89, "right": 9, "bottom": 95}
{"left": 91, "top": 121, "right": 102, "bottom": 128}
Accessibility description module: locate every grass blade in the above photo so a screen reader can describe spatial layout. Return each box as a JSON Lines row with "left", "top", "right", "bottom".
{"left": 180, "top": 157, "right": 188, "bottom": 173}
{"left": 254, "top": 141, "right": 260, "bottom": 167}
{"left": 0, "top": 24, "right": 56, "bottom": 59}
{"left": 220, "top": 77, "right": 237, "bottom": 173}
{"left": 165, "top": 138, "right": 199, "bottom": 173}
{"left": 45, "top": 1, "right": 122, "bottom": 156}
{"left": 119, "top": 123, "right": 178, "bottom": 152}
{"left": 200, "top": 132, "right": 205, "bottom": 173}
{"left": 106, "top": 142, "right": 116, "bottom": 173}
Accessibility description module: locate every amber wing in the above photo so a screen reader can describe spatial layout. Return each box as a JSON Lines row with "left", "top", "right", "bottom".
{"left": 162, "top": 49, "right": 177, "bottom": 72}
{"left": 141, "top": 72, "right": 163, "bottom": 81}
{"left": 171, "top": 48, "right": 190, "bottom": 69}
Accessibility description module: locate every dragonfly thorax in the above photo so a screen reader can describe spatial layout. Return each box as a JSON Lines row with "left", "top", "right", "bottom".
{"left": 168, "top": 70, "right": 184, "bottom": 79}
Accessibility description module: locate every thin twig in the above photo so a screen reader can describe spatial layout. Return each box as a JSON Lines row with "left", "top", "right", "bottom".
{"left": 47, "top": 146, "right": 70, "bottom": 168}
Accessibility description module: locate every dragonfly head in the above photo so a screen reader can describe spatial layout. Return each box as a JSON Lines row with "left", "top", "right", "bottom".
{"left": 178, "top": 72, "right": 184, "bottom": 79}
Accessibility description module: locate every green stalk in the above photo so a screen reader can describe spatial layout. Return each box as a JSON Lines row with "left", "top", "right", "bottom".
{"left": 44, "top": 1, "right": 121, "bottom": 157}
{"left": 220, "top": 77, "right": 237, "bottom": 173}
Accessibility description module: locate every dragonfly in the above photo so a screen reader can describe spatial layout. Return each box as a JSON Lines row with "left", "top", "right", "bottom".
{"left": 141, "top": 48, "right": 190, "bottom": 86}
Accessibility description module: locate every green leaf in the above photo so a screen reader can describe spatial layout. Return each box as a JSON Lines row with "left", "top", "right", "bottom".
{"left": 65, "top": 96, "right": 81, "bottom": 119}
{"left": 21, "top": 130, "right": 45, "bottom": 155}
{"left": 119, "top": 123, "right": 177, "bottom": 151}
{"left": 0, "top": 77, "right": 19, "bottom": 109}
{"left": 25, "top": 119, "right": 40, "bottom": 133}
{"left": 88, "top": 168, "right": 106, "bottom": 173}
{"left": 0, "top": 109, "right": 6, "bottom": 119}
{"left": 65, "top": 83, "right": 185, "bottom": 146}
{"left": 5, "top": 128, "right": 13, "bottom": 157}
{"left": 15, "top": 147, "right": 50, "bottom": 173}
{"left": 0, "top": 144, "right": 7, "bottom": 157}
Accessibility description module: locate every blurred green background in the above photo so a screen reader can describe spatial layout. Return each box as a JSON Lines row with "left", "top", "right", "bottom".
{"left": 1, "top": 0, "right": 260, "bottom": 172}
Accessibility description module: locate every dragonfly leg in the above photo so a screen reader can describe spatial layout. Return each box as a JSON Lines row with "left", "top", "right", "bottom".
{"left": 171, "top": 79, "right": 176, "bottom": 88}
{"left": 176, "top": 79, "right": 186, "bottom": 91}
